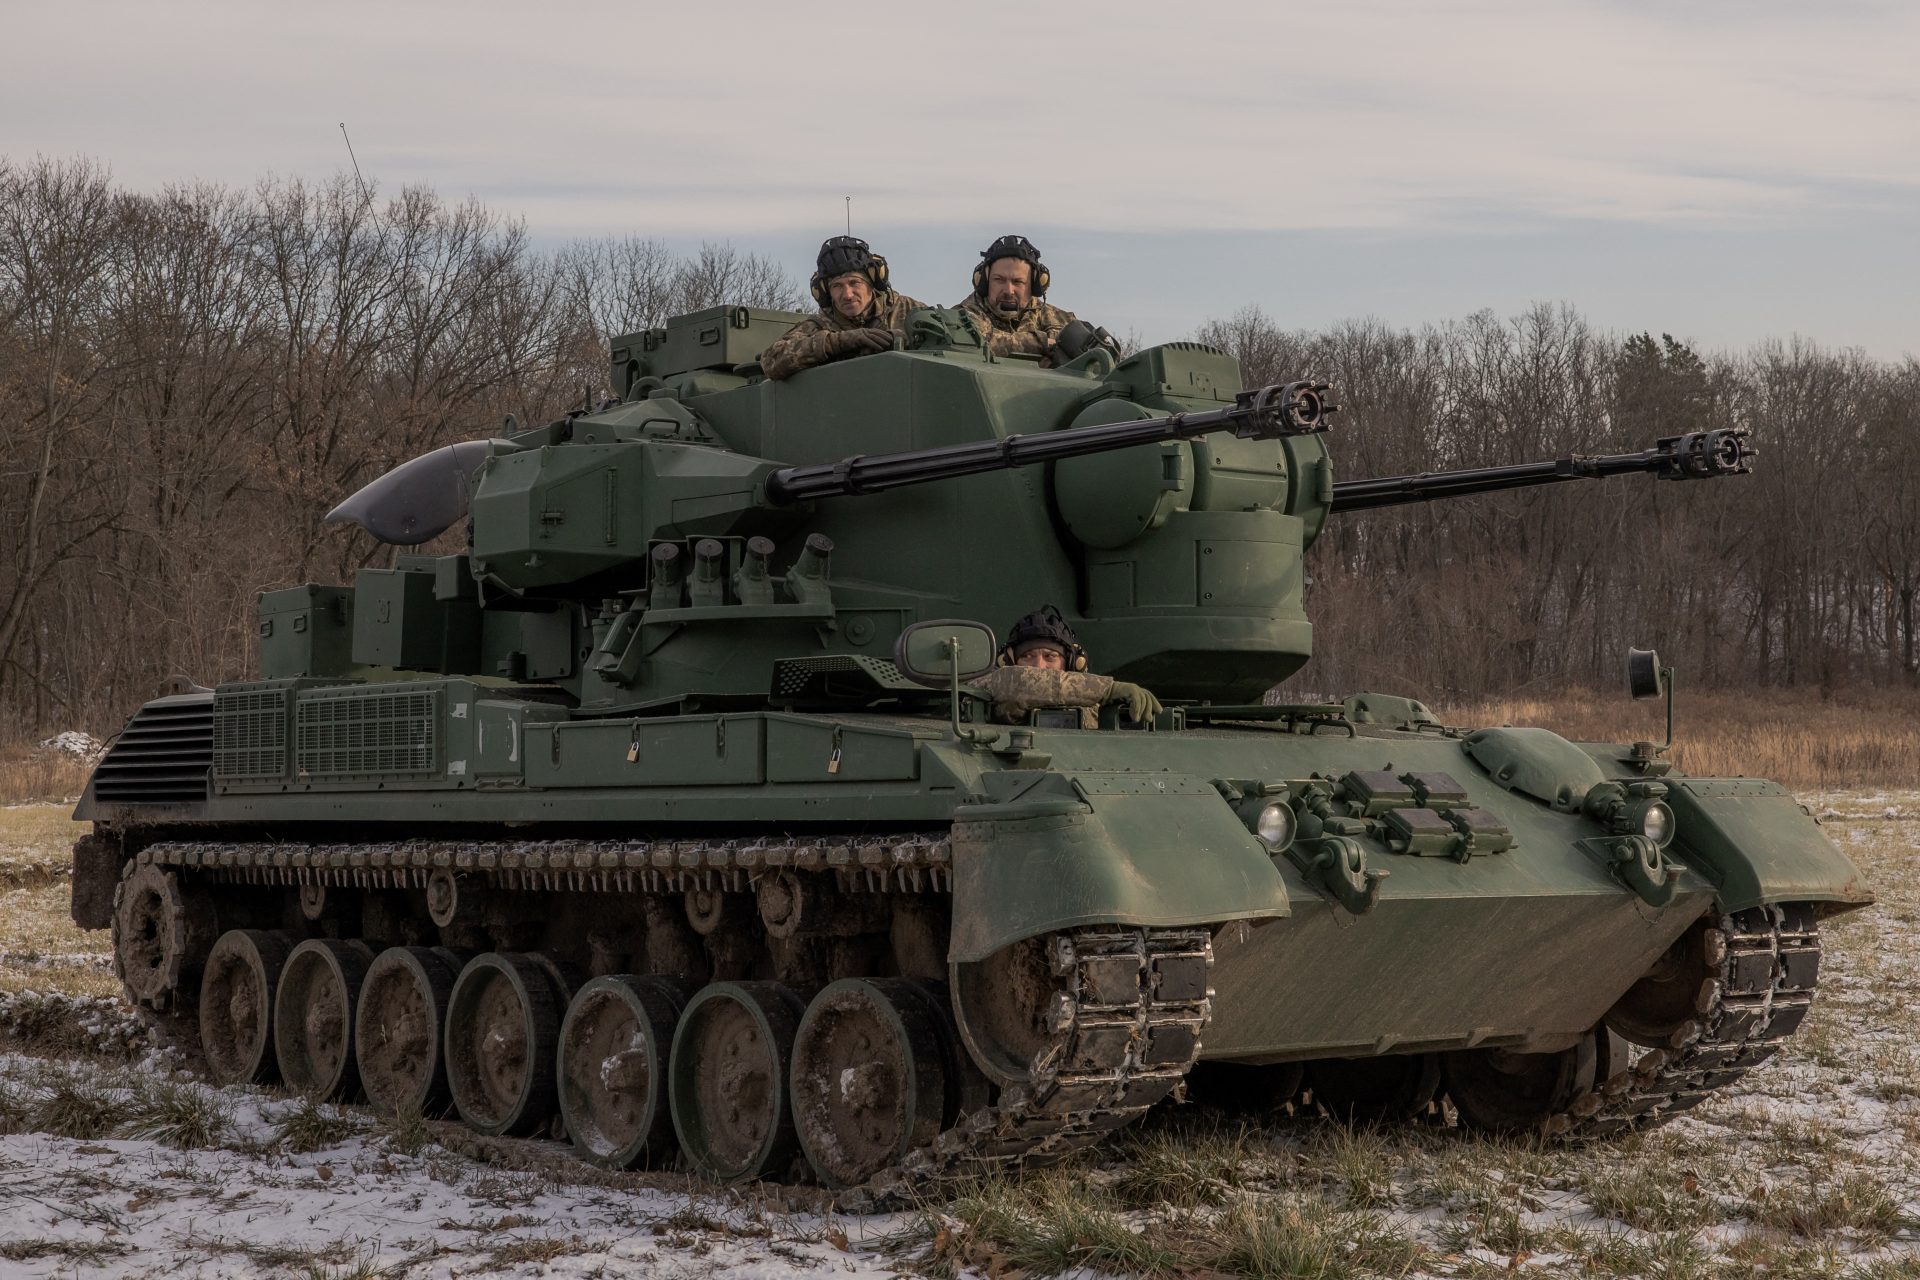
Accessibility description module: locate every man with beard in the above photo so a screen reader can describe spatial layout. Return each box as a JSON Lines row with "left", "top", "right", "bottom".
{"left": 955, "top": 235, "right": 1110, "bottom": 368}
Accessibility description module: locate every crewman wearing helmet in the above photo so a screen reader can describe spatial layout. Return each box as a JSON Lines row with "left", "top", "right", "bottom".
{"left": 971, "top": 605, "right": 1162, "bottom": 729}
{"left": 760, "top": 236, "right": 928, "bottom": 380}
{"left": 955, "top": 235, "right": 1114, "bottom": 368}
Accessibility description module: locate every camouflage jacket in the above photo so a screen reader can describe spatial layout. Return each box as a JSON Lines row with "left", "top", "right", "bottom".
{"left": 971, "top": 666, "right": 1114, "bottom": 730}
{"left": 955, "top": 295, "right": 1078, "bottom": 366}
{"left": 759, "top": 290, "right": 928, "bottom": 381}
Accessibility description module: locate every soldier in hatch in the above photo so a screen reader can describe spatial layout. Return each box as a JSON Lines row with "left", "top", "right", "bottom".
{"left": 955, "top": 235, "right": 1112, "bottom": 368}
{"left": 760, "top": 236, "right": 928, "bottom": 381}
{"left": 972, "top": 605, "right": 1162, "bottom": 729}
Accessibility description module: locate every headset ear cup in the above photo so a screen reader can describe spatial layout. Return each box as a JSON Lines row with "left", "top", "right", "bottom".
{"left": 1073, "top": 653, "right": 1087, "bottom": 672}
{"left": 1034, "top": 263, "right": 1049, "bottom": 297}
{"left": 971, "top": 263, "right": 986, "bottom": 300}
{"left": 996, "top": 648, "right": 1013, "bottom": 667}
{"left": 870, "top": 256, "right": 889, "bottom": 291}
{"left": 809, "top": 272, "right": 828, "bottom": 309}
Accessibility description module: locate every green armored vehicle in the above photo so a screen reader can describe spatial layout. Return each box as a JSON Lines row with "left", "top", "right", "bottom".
{"left": 72, "top": 302, "right": 1870, "bottom": 1191}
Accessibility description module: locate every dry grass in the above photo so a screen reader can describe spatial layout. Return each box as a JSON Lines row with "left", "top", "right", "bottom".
{"left": 0, "top": 743, "right": 94, "bottom": 805}
{"left": 1435, "top": 685, "right": 1920, "bottom": 790}
{"left": 0, "top": 803, "right": 88, "bottom": 889}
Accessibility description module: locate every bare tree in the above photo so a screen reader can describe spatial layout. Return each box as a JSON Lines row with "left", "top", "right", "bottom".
{"left": 0, "top": 158, "right": 134, "bottom": 726}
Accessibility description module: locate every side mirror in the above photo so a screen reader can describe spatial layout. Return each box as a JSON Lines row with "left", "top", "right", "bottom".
{"left": 894, "top": 620, "right": 997, "bottom": 688}
{"left": 1627, "top": 648, "right": 1664, "bottom": 700}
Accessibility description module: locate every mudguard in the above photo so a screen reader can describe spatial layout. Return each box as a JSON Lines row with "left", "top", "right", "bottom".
{"left": 946, "top": 769, "right": 1292, "bottom": 963}
{"left": 1665, "top": 778, "right": 1874, "bottom": 915}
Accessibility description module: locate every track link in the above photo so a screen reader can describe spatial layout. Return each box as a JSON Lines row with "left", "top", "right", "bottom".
{"left": 1554, "top": 901, "right": 1820, "bottom": 1136}
{"left": 134, "top": 834, "right": 955, "bottom": 895}
{"left": 867, "top": 926, "right": 1214, "bottom": 1200}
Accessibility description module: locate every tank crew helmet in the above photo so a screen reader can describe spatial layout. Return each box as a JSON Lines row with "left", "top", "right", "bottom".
{"left": 972, "top": 234, "right": 1049, "bottom": 301}
{"left": 809, "top": 235, "right": 891, "bottom": 309}
{"left": 997, "top": 603, "right": 1087, "bottom": 671}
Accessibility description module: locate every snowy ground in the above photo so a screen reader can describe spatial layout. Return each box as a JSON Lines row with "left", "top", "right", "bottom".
{"left": 0, "top": 795, "right": 1916, "bottom": 1278}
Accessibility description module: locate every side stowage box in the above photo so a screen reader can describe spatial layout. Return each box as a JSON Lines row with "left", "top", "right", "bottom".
{"left": 352, "top": 568, "right": 480, "bottom": 672}
{"left": 610, "top": 305, "right": 806, "bottom": 389}
{"left": 258, "top": 585, "right": 355, "bottom": 679}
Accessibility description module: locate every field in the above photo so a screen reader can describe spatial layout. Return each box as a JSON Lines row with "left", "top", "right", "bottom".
{"left": 2, "top": 769, "right": 1918, "bottom": 1275}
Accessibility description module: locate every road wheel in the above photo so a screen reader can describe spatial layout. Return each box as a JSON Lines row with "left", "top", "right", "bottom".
{"left": 1444, "top": 1027, "right": 1617, "bottom": 1134}
{"left": 444, "top": 952, "right": 564, "bottom": 1136}
{"left": 355, "top": 946, "right": 460, "bottom": 1117}
{"left": 199, "top": 929, "right": 295, "bottom": 1085}
{"left": 668, "top": 982, "right": 805, "bottom": 1183}
{"left": 1184, "top": 1060, "right": 1306, "bottom": 1116}
{"left": 274, "top": 939, "right": 374, "bottom": 1100}
{"left": 791, "top": 978, "right": 949, "bottom": 1188}
{"left": 1306, "top": 1053, "right": 1441, "bottom": 1123}
{"left": 557, "top": 975, "right": 689, "bottom": 1168}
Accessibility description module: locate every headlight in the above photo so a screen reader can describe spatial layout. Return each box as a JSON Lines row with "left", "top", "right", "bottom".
{"left": 1253, "top": 800, "right": 1296, "bottom": 852}
{"left": 1627, "top": 798, "right": 1675, "bottom": 847}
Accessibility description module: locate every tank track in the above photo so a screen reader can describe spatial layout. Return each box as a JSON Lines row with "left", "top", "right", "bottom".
{"left": 132, "top": 834, "right": 954, "bottom": 894}
{"left": 1555, "top": 901, "right": 1820, "bottom": 1136}
{"left": 123, "top": 837, "right": 1213, "bottom": 1197}
{"left": 872, "top": 926, "right": 1214, "bottom": 1199}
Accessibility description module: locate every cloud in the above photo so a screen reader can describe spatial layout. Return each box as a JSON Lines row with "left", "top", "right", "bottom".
{"left": 4, "top": 0, "right": 1913, "bottom": 357}
{"left": 6, "top": 0, "right": 1913, "bottom": 239}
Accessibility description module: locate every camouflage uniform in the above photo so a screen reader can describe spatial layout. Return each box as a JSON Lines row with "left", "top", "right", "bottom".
{"left": 760, "top": 290, "right": 929, "bottom": 381}
{"left": 971, "top": 666, "right": 1114, "bottom": 730}
{"left": 955, "top": 296, "right": 1079, "bottom": 366}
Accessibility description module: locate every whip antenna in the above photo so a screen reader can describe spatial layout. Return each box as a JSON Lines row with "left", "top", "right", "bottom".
{"left": 339, "top": 122, "right": 372, "bottom": 208}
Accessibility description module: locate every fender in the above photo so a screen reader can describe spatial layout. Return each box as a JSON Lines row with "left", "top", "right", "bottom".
{"left": 1664, "top": 778, "right": 1874, "bottom": 915}
{"left": 946, "top": 769, "right": 1292, "bottom": 963}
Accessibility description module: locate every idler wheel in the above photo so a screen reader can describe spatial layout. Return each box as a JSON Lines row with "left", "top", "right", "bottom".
{"left": 1606, "top": 914, "right": 1718, "bottom": 1048}
{"left": 790, "top": 978, "right": 949, "bottom": 1188}
{"left": 199, "top": 929, "right": 295, "bottom": 1085}
{"left": 113, "top": 862, "right": 216, "bottom": 1008}
{"left": 1306, "top": 1053, "right": 1441, "bottom": 1123}
{"left": 355, "top": 947, "right": 460, "bottom": 1117}
{"left": 556, "top": 975, "right": 690, "bottom": 1168}
{"left": 1443, "top": 1028, "right": 1617, "bottom": 1134}
{"left": 668, "top": 982, "right": 806, "bottom": 1183}
{"left": 949, "top": 935, "right": 1054, "bottom": 1088}
{"left": 274, "top": 939, "right": 374, "bottom": 1100}
{"left": 444, "top": 952, "right": 566, "bottom": 1135}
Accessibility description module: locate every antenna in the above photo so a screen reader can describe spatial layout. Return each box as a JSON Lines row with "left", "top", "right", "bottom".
{"left": 845, "top": 195, "right": 851, "bottom": 235}
{"left": 339, "top": 122, "right": 372, "bottom": 208}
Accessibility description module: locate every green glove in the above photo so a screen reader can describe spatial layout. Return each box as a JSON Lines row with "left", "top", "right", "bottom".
{"left": 1107, "top": 681, "right": 1163, "bottom": 723}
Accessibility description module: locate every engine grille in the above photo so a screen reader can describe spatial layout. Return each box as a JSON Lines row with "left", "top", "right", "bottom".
{"left": 295, "top": 688, "right": 440, "bottom": 779}
{"left": 213, "top": 686, "right": 292, "bottom": 782}
{"left": 91, "top": 694, "right": 214, "bottom": 804}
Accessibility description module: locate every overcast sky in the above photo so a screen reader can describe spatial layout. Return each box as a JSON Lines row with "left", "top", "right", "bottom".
{"left": 4, "top": 0, "right": 1914, "bottom": 359}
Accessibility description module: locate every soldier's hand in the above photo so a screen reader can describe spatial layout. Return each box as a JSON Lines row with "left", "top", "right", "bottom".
{"left": 1106, "top": 681, "right": 1163, "bottom": 723}
{"left": 846, "top": 327, "right": 897, "bottom": 354}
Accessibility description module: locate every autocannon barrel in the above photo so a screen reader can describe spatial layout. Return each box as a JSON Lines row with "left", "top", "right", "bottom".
{"left": 763, "top": 381, "right": 1336, "bottom": 505}
{"left": 1330, "top": 428, "right": 1754, "bottom": 515}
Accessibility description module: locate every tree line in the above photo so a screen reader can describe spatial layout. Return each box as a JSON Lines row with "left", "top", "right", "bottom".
{"left": 0, "top": 158, "right": 802, "bottom": 734}
{"left": 2, "top": 157, "right": 1913, "bottom": 736}
{"left": 1196, "top": 307, "right": 1919, "bottom": 700}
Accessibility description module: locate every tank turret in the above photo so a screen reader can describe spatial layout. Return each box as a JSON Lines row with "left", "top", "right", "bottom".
{"left": 319, "top": 305, "right": 1746, "bottom": 709}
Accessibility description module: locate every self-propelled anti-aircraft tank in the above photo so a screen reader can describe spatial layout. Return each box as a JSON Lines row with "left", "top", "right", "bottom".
{"left": 70, "top": 302, "right": 1871, "bottom": 1192}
